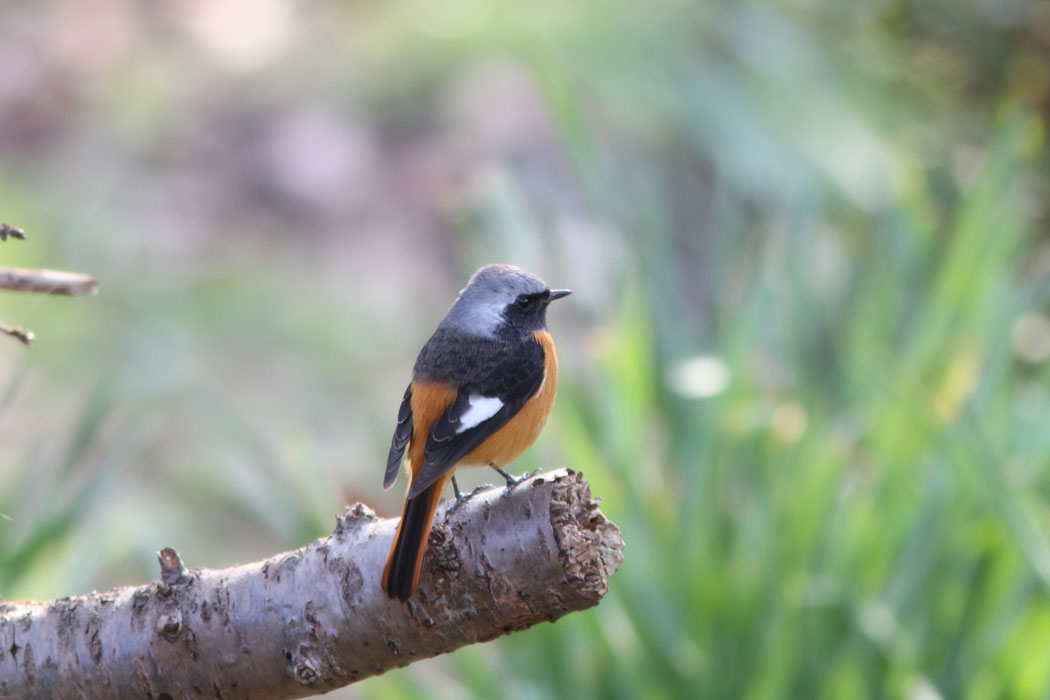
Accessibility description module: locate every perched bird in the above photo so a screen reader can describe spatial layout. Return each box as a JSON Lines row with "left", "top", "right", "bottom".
{"left": 382, "top": 264, "right": 571, "bottom": 601}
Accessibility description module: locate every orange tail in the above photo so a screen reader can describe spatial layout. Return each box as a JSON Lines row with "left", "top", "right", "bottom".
{"left": 382, "top": 473, "right": 451, "bottom": 601}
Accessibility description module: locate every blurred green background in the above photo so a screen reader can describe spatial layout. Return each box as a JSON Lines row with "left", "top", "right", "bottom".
{"left": 2, "top": 0, "right": 1050, "bottom": 697}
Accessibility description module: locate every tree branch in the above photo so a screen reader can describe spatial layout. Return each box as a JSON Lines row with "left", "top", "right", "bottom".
{"left": 0, "top": 223, "right": 98, "bottom": 343}
{"left": 0, "top": 268, "right": 99, "bottom": 296}
{"left": 0, "top": 470, "right": 623, "bottom": 699}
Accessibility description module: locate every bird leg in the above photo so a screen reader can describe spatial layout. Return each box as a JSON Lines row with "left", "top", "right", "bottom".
{"left": 447, "top": 475, "right": 487, "bottom": 513}
{"left": 491, "top": 463, "right": 537, "bottom": 489}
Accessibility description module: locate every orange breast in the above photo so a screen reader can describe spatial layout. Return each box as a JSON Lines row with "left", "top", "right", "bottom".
{"left": 461, "top": 330, "right": 559, "bottom": 468}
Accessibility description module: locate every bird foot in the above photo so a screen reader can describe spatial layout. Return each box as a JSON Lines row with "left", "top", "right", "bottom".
{"left": 447, "top": 477, "right": 487, "bottom": 513}
{"left": 492, "top": 466, "right": 540, "bottom": 490}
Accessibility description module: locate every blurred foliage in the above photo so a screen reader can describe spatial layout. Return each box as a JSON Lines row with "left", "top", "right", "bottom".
{"left": 3, "top": 0, "right": 1050, "bottom": 698}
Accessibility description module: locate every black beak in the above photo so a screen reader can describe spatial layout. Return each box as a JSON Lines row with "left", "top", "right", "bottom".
{"left": 549, "top": 289, "right": 572, "bottom": 301}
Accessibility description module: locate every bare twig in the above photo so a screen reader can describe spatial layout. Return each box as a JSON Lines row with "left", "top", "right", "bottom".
{"left": 0, "top": 267, "right": 98, "bottom": 295}
{"left": 0, "top": 223, "right": 26, "bottom": 242}
{"left": 0, "top": 322, "right": 34, "bottom": 345}
{"left": 0, "top": 226, "right": 96, "bottom": 343}
{"left": 0, "top": 470, "right": 623, "bottom": 700}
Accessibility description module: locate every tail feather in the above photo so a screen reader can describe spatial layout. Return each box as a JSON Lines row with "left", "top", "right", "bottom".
{"left": 383, "top": 474, "right": 450, "bottom": 601}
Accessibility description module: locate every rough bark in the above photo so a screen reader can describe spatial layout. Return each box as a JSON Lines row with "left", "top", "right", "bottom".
{"left": 0, "top": 469, "right": 623, "bottom": 699}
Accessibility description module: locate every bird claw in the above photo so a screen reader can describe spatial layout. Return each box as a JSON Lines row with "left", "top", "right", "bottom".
{"left": 447, "top": 477, "right": 488, "bottom": 513}
{"left": 493, "top": 466, "right": 540, "bottom": 490}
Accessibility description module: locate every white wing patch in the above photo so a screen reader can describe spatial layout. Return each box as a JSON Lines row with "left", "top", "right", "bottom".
{"left": 456, "top": 394, "right": 503, "bottom": 433}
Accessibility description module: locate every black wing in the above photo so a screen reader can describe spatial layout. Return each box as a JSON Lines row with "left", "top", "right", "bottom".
{"left": 406, "top": 337, "right": 546, "bottom": 499}
{"left": 384, "top": 384, "right": 414, "bottom": 489}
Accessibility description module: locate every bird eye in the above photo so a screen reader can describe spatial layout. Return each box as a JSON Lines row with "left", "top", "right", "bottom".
{"left": 515, "top": 295, "right": 537, "bottom": 311}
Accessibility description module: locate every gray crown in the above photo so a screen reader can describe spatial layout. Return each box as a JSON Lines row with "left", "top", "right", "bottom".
{"left": 440, "top": 264, "right": 549, "bottom": 337}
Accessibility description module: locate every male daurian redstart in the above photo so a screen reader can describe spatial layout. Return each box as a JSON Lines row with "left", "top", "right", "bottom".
{"left": 382, "top": 264, "right": 571, "bottom": 601}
